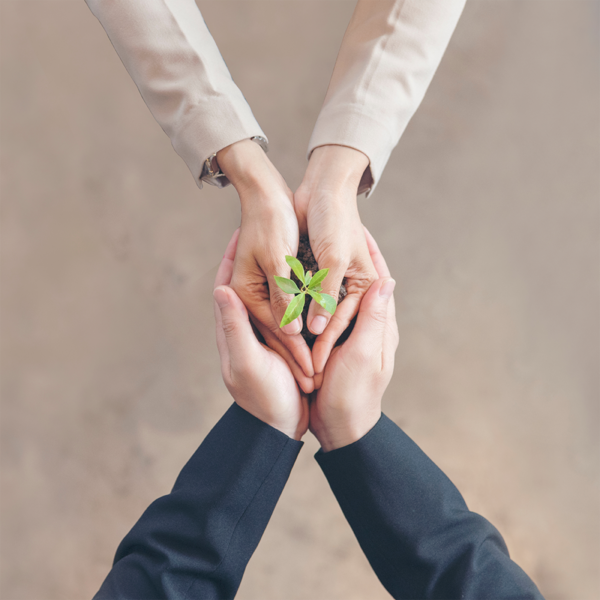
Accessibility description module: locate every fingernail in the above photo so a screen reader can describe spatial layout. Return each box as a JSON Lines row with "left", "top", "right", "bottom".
{"left": 282, "top": 316, "right": 302, "bottom": 335}
{"left": 379, "top": 279, "right": 396, "bottom": 299}
{"left": 213, "top": 287, "right": 229, "bottom": 309}
{"left": 311, "top": 315, "right": 328, "bottom": 335}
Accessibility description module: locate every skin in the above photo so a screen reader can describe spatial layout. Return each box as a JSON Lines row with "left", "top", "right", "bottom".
{"left": 213, "top": 226, "right": 398, "bottom": 451}
{"left": 295, "top": 145, "right": 379, "bottom": 375}
{"left": 213, "top": 228, "right": 309, "bottom": 440}
{"left": 217, "top": 140, "right": 314, "bottom": 393}
{"left": 309, "top": 227, "right": 399, "bottom": 451}
{"left": 217, "top": 140, "right": 379, "bottom": 392}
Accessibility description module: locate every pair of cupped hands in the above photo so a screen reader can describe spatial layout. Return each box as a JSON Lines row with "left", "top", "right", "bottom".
{"left": 213, "top": 140, "right": 398, "bottom": 450}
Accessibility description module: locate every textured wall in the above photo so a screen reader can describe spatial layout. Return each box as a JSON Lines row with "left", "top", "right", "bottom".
{"left": 1, "top": 1, "right": 598, "bottom": 598}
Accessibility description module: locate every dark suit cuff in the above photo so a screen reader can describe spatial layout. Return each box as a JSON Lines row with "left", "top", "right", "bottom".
{"left": 313, "top": 413, "right": 386, "bottom": 463}
{"left": 98, "top": 402, "right": 303, "bottom": 600}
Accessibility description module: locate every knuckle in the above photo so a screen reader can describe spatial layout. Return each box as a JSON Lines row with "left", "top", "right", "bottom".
{"left": 233, "top": 276, "right": 268, "bottom": 303}
{"left": 370, "top": 306, "right": 388, "bottom": 326}
{"left": 221, "top": 318, "right": 239, "bottom": 337}
{"left": 270, "top": 292, "right": 292, "bottom": 315}
{"left": 263, "top": 255, "right": 282, "bottom": 275}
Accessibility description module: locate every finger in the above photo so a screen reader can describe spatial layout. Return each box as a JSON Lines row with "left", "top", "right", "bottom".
{"left": 363, "top": 226, "right": 391, "bottom": 279}
{"left": 382, "top": 281, "right": 400, "bottom": 371}
{"left": 233, "top": 273, "right": 314, "bottom": 378}
{"left": 214, "top": 285, "right": 262, "bottom": 372}
{"left": 265, "top": 256, "right": 304, "bottom": 336}
{"left": 311, "top": 290, "right": 361, "bottom": 374}
{"left": 213, "top": 290, "right": 230, "bottom": 376}
{"left": 364, "top": 226, "right": 399, "bottom": 363}
{"left": 213, "top": 232, "right": 241, "bottom": 372}
{"left": 250, "top": 315, "right": 315, "bottom": 394}
{"left": 346, "top": 277, "right": 396, "bottom": 359}
{"left": 214, "top": 228, "right": 241, "bottom": 289}
{"left": 313, "top": 370, "right": 324, "bottom": 391}
{"left": 306, "top": 263, "right": 347, "bottom": 336}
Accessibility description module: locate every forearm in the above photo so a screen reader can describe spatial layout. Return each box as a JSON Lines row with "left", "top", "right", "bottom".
{"left": 316, "top": 414, "right": 544, "bottom": 599}
{"left": 95, "top": 403, "right": 303, "bottom": 599}
{"left": 85, "top": 0, "right": 265, "bottom": 186}
{"left": 309, "top": 0, "right": 466, "bottom": 194}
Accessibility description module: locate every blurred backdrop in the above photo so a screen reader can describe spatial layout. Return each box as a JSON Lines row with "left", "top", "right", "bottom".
{"left": 1, "top": 0, "right": 599, "bottom": 598}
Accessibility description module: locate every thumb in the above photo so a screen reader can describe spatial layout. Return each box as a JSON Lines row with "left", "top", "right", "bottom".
{"left": 346, "top": 278, "right": 396, "bottom": 353}
{"left": 214, "top": 285, "right": 263, "bottom": 368}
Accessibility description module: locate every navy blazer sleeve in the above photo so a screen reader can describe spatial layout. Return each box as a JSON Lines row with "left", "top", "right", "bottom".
{"left": 94, "top": 403, "right": 303, "bottom": 600}
{"left": 316, "top": 414, "right": 544, "bottom": 600}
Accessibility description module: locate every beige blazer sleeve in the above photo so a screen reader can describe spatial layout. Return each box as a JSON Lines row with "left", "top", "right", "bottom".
{"left": 85, "top": 0, "right": 266, "bottom": 188}
{"left": 308, "top": 0, "right": 466, "bottom": 196}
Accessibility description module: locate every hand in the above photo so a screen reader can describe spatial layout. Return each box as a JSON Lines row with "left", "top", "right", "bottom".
{"left": 294, "top": 145, "right": 378, "bottom": 374}
{"left": 218, "top": 139, "right": 314, "bottom": 393}
{"left": 213, "top": 229, "right": 310, "bottom": 441}
{"left": 309, "top": 227, "right": 399, "bottom": 452}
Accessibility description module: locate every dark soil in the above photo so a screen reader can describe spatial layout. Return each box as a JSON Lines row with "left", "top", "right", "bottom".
{"left": 287, "top": 236, "right": 355, "bottom": 349}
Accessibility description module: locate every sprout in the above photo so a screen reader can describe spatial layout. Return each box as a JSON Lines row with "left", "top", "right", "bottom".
{"left": 274, "top": 256, "right": 337, "bottom": 328}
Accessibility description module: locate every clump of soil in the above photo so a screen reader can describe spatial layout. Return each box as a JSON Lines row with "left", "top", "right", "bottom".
{"left": 287, "top": 236, "right": 354, "bottom": 349}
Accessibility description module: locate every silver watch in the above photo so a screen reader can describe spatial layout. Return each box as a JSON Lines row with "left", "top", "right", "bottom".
{"left": 199, "top": 136, "right": 269, "bottom": 189}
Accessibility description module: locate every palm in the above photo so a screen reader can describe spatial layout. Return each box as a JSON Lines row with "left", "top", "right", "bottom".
{"left": 230, "top": 190, "right": 314, "bottom": 392}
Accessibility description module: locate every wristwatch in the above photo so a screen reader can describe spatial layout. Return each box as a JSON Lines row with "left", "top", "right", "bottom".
{"left": 199, "top": 136, "right": 269, "bottom": 189}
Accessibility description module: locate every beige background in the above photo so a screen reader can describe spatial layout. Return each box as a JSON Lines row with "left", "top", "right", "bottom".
{"left": 1, "top": 0, "right": 599, "bottom": 598}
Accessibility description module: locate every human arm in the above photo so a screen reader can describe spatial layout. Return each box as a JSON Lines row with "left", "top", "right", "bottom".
{"left": 295, "top": 0, "right": 466, "bottom": 371}
{"left": 84, "top": 0, "right": 265, "bottom": 187}
{"left": 311, "top": 228, "right": 544, "bottom": 599}
{"left": 308, "top": 0, "right": 467, "bottom": 195}
{"left": 94, "top": 230, "right": 308, "bottom": 599}
{"left": 316, "top": 415, "right": 544, "bottom": 599}
{"left": 85, "top": 1, "right": 314, "bottom": 385}
{"left": 94, "top": 404, "right": 302, "bottom": 600}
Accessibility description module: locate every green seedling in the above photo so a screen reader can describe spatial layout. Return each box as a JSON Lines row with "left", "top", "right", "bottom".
{"left": 274, "top": 256, "right": 337, "bottom": 328}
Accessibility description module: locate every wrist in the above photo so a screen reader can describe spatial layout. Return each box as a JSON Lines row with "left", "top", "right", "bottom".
{"left": 217, "top": 138, "right": 273, "bottom": 192}
{"left": 303, "top": 145, "right": 369, "bottom": 196}
{"left": 235, "top": 401, "right": 305, "bottom": 442}
{"left": 313, "top": 410, "right": 381, "bottom": 453}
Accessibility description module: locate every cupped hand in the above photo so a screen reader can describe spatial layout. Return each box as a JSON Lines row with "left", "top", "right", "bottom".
{"left": 218, "top": 139, "right": 314, "bottom": 393}
{"left": 294, "top": 145, "right": 378, "bottom": 375}
{"left": 309, "top": 227, "right": 399, "bottom": 452}
{"left": 213, "top": 229, "right": 310, "bottom": 441}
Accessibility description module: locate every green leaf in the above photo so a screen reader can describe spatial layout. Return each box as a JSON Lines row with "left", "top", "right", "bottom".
{"left": 319, "top": 293, "right": 337, "bottom": 316}
{"left": 274, "top": 276, "right": 300, "bottom": 295}
{"left": 279, "top": 292, "right": 306, "bottom": 328}
{"left": 307, "top": 289, "right": 323, "bottom": 304}
{"left": 308, "top": 268, "right": 329, "bottom": 290}
{"left": 311, "top": 284, "right": 322, "bottom": 292}
{"left": 285, "top": 255, "right": 305, "bottom": 284}
{"left": 308, "top": 290, "right": 327, "bottom": 309}
{"left": 304, "top": 272, "right": 312, "bottom": 287}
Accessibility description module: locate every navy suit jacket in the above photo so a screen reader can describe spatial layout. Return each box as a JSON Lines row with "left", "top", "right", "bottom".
{"left": 94, "top": 403, "right": 544, "bottom": 599}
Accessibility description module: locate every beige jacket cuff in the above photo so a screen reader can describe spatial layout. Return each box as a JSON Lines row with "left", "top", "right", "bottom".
{"left": 85, "top": 0, "right": 265, "bottom": 190}
{"left": 308, "top": 108, "right": 395, "bottom": 197}
{"left": 308, "top": 0, "right": 466, "bottom": 197}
